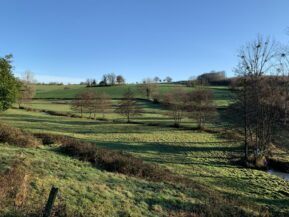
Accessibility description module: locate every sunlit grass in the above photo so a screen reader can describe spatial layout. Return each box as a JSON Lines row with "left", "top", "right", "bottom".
{"left": 34, "top": 84, "right": 233, "bottom": 107}
{"left": 1, "top": 108, "right": 289, "bottom": 214}
{"left": 0, "top": 144, "right": 203, "bottom": 216}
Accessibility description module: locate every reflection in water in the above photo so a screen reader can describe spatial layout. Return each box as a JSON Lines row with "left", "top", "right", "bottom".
{"left": 268, "top": 169, "right": 289, "bottom": 181}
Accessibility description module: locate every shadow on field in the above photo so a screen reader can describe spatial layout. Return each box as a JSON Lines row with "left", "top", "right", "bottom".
{"left": 95, "top": 141, "right": 242, "bottom": 154}
{"left": 210, "top": 87, "right": 232, "bottom": 100}
{"left": 145, "top": 196, "right": 251, "bottom": 217}
{"left": 254, "top": 197, "right": 289, "bottom": 208}
{"left": 1, "top": 113, "right": 98, "bottom": 124}
{"left": 0, "top": 113, "right": 188, "bottom": 134}
{"left": 146, "top": 197, "right": 200, "bottom": 212}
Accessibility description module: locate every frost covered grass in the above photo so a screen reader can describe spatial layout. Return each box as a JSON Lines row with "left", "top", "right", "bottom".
{"left": 1, "top": 108, "right": 289, "bottom": 216}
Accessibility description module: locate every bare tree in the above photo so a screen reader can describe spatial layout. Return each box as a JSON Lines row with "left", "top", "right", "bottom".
{"left": 85, "top": 91, "right": 97, "bottom": 118}
{"left": 102, "top": 74, "right": 108, "bottom": 86}
{"left": 107, "top": 73, "right": 116, "bottom": 85}
{"left": 279, "top": 46, "right": 289, "bottom": 125}
{"left": 71, "top": 95, "right": 85, "bottom": 117}
{"left": 115, "top": 89, "right": 143, "bottom": 122}
{"left": 71, "top": 91, "right": 94, "bottom": 117}
{"left": 164, "top": 76, "right": 172, "bottom": 83}
{"left": 91, "top": 93, "right": 112, "bottom": 119}
{"left": 86, "top": 79, "right": 92, "bottom": 87}
{"left": 18, "top": 71, "right": 36, "bottom": 107}
{"left": 233, "top": 36, "right": 285, "bottom": 163}
{"left": 101, "top": 73, "right": 116, "bottom": 86}
{"left": 138, "top": 78, "right": 158, "bottom": 99}
{"left": 186, "top": 87, "right": 217, "bottom": 129}
{"left": 91, "top": 79, "right": 97, "bottom": 87}
{"left": 153, "top": 76, "right": 161, "bottom": 83}
{"left": 162, "top": 88, "right": 187, "bottom": 127}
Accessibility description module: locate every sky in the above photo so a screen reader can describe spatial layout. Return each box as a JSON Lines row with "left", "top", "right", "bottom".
{"left": 0, "top": 0, "right": 289, "bottom": 84}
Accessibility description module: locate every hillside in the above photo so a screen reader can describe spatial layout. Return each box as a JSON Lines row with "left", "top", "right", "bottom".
{"left": 1, "top": 107, "right": 289, "bottom": 216}
{"left": 0, "top": 84, "right": 289, "bottom": 216}
{"left": 2, "top": 1, "right": 289, "bottom": 216}
{"left": 34, "top": 84, "right": 232, "bottom": 107}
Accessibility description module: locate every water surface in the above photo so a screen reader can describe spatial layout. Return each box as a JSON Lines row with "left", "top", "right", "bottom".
{"left": 268, "top": 169, "right": 289, "bottom": 181}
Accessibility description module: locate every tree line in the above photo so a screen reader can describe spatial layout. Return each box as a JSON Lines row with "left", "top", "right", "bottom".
{"left": 84, "top": 73, "right": 126, "bottom": 87}
{"left": 70, "top": 86, "right": 217, "bottom": 128}
{"left": 70, "top": 88, "right": 142, "bottom": 122}
{"left": 82, "top": 75, "right": 173, "bottom": 87}
{"left": 71, "top": 91, "right": 112, "bottom": 119}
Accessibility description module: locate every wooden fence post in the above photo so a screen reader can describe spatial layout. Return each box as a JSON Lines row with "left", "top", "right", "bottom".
{"left": 43, "top": 186, "right": 59, "bottom": 217}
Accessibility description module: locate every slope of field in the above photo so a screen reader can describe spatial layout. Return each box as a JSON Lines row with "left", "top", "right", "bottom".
{"left": 1, "top": 108, "right": 289, "bottom": 216}
{"left": 1, "top": 144, "right": 205, "bottom": 216}
{"left": 34, "top": 84, "right": 232, "bottom": 107}
{"left": 20, "top": 99, "right": 208, "bottom": 129}
{"left": 35, "top": 84, "right": 176, "bottom": 99}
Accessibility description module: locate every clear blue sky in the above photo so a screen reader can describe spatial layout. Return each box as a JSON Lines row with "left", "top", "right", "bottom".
{"left": 0, "top": 0, "right": 288, "bottom": 83}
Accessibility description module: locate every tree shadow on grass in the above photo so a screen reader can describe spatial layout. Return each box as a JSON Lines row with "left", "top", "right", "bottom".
{"left": 254, "top": 197, "right": 289, "bottom": 209}
{"left": 94, "top": 141, "right": 242, "bottom": 155}
{"left": 145, "top": 197, "right": 202, "bottom": 213}
{"left": 145, "top": 196, "right": 250, "bottom": 217}
{"left": 147, "top": 158, "right": 236, "bottom": 167}
{"left": 0, "top": 114, "right": 135, "bottom": 128}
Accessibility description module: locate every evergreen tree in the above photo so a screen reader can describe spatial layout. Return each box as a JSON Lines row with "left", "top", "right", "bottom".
{"left": 0, "top": 55, "right": 20, "bottom": 112}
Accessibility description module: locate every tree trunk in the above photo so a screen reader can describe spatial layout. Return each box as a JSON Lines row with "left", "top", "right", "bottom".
{"left": 127, "top": 113, "right": 130, "bottom": 123}
{"left": 243, "top": 79, "right": 248, "bottom": 161}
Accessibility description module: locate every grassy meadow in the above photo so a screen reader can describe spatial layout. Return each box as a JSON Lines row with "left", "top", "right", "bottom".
{"left": 34, "top": 84, "right": 232, "bottom": 107}
{"left": 1, "top": 84, "right": 289, "bottom": 216}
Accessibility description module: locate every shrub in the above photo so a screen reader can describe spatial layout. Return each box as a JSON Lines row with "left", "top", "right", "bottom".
{"left": 35, "top": 133, "right": 174, "bottom": 182}
{"left": 0, "top": 123, "right": 40, "bottom": 147}
{"left": 94, "top": 148, "right": 173, "bottom": 181}
{"left": 0, "top": 162, "right": 29, "bottom": 210}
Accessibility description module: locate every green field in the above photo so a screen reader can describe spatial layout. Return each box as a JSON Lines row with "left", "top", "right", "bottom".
{"left": 34, "top": 84, "right": 232, "bottom": 107}
{"left": 1, "top": 84, "right": 289, "bottom": 216}
{"left": 21, "top": 84, "right": 232, "bottom": 126}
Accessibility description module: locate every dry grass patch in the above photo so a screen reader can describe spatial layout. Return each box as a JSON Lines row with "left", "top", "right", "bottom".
{"left": 0, "top": 123, "right": 40, "bottom": 147}
{"left": 0, "top": 161, "right": 29, "bottom": 210}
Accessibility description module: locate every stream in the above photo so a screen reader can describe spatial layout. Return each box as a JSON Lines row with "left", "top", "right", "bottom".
{"left": 268, "top": 169, "right": 289, "bottom": 181}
